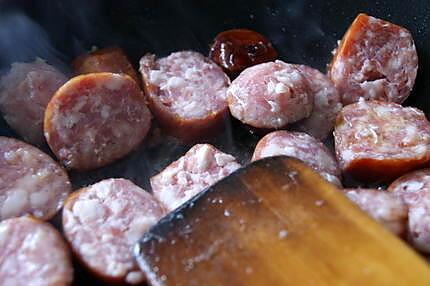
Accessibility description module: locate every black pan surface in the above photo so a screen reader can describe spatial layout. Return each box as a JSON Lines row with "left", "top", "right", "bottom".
{"left": 0, "top": 0, "right": 430, "bottom": 285}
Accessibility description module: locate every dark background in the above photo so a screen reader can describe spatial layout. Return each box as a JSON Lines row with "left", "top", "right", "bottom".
{"left": 0, "top": 0, "right": 429, "bottom": 284}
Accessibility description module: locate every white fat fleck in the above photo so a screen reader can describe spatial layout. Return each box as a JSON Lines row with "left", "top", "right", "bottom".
{"left": 100, "top": 105, "right": 111, "bottom": 120}
{"left": 126, "top": 271, "right": 146, "bottom": 284}
{"left": 194, "top": 144, "right": 211, "bottom": 171}
{"left": 214, "top": 153, "right": 234, "bottom": 167}
{"left": 72, "top": 199, "right": 105, "bottom": 224}
{"left": 267, "top": 100, "right": 280, "bottom": 113}
{"left": 1, "top": 189, "right": 28, "bottom": 218}
{"left": 267, "top": 81, "right": 276, "bottom": 94}
{"left": 30, "top": 190, "right": 51, "bottom": 208}
{"left": 103, "top": 74, "right": 124, "bottom": 91}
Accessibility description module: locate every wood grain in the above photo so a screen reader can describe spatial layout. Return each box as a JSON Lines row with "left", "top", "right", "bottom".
{"left": 134, "top": 156, "right": 430, "bottom": 286}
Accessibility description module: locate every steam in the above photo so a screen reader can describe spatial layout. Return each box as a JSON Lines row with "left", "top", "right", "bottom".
{"left": 0, "top": 12, "right": 68, "bottom": 74}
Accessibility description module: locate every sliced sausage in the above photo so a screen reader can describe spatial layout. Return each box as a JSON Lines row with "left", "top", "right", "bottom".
{"left": 0, "top": 216, "right": 73, "bottom": 286}
{"left": 0, "top": 58, "right": 67, "bottom": 145}
{"left": 0, "top": 137, "right": 71, "bottom": 221}
{"left": 343, "top": 188, "right": 408, "bottom": 237}
{"left": 63, "top": 178, "right": 165, "bottom": 284}
{"left": 72, "top": 46, "right": 140, "bottom": 84}
{"left": 150, "top": 144, "right": 241, "bottom": 211}
{"left": 251, "top": 131, "right": 341, "bottom": 186}
{"left": 139, "top": 51, "right": 230, "bottom": 141}
{"left": 291, "top": 65, "right": 342, "bottom": 139}
{"left": 227, "top": 61, "right": 313, "bottom": 129}
{"left": 44, "top": 72, "right": 151, "bottom": 171}
{"left": 329, "top": 13, "right": 418, "bottom": 105}
{"left": 388, "top": 169, "right": 430, "bottom": 252}
{"left": 209, "top": 28, "right": 278, "bottom": 77}
{"left": 334, "top": 100, "right": 430, "bottom": 183}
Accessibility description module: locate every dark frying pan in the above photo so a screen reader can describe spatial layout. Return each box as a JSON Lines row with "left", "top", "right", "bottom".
{"left": 0, "top": 0, "right": 429, "bottom": 285}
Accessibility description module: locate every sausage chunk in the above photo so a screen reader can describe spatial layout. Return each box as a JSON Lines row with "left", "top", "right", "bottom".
{"left": 72, "top": 46, "right": 140, "bottom": 84}
{"left": 291, "top": 65, "right": 342, "bottom": 139}
{"left": 63, "top": 178, "right": 165, "bottom": 284}
{"left": 334, "top": 100, "right": 430, "bottom": 183}
{"left": 227, "top": 61, "right": 313, "bottom": 129}
{"left": 0, "top": 58, "right": 67, "bottom": 145}
{"left": 0, "top": 137, "right": 71, "bottom": 221}
{"left": 150, "top": 144, "right": 241, "bottom": 211}
{"left": 343, "top": 188, "right": 408, "bottom": 237}
{"left": 0, "top": 217, "right": 73, "bottom": 286}
{"left": 209, "top": 29, "right": 278, "bottom": 77}
{"left": 44, "top": 72, "right": 151, "bottom": 170}
{"left": 329, "top": 13, "right": 418, "bottom": 105}
{"left": 252, "top": 131, "right": 341, "bottom": 186}
{"left": 139, "top": 51, "right": 230, "bottom": 141}
{"left": 388, "top": 169, "right": 430, "bottom": 252}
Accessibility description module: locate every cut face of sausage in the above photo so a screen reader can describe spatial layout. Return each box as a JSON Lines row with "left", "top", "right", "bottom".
{"left": 139, "top": 51, "right": 230, "bottom": 141}
{"left": 227, "top": 61, "right": 313, "bottom": 129}
{"left": 343, "top": 188, "right": 408, "bottom": 237}
{"left": 291, "top": 65, "right": 342, "bottom": 140}
{"left": 0, "top": 137, "right": 71, "bottom": 221}
{"left": 150, "top": 144, "right": 241, "bottom": 211}
{"left": 0, "top": 58, "right": 67, "bottom": 145}
{"left": 334, "top": 100, "right": 430, "bottom": 183}
{"left": 209, "top": 29, "right": 278, "bottom": 77}
{"left": 63, "top": 178, "right": 165, "bottom": 284}
{"left": 44, "top": 72, "right": 151, "bottom": 171}
{"left": 388, "top": 169, "right": 430, "bottom": 252}
{"left": 329, "top": 13, "right": 418, "bottom": 105}
{"left": 72, "top": 46, "right": 140, "bottom": 84}
{"left": 251, "top": 131, "right": 341, "bottom": 186}
{"left": 0, "top": 217, "right": 73, "bottom": 286}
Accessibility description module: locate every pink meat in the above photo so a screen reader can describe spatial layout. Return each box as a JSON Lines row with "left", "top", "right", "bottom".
{"left": 334, "top": 100, "right": 430, "bottom": 183}
{"left": 0, "top": 58, "right": 67, "bottom": 145}
{"left": 291, "top": 65, "right": 342, "bottom": 139}
{"left": 44, "top": 72, "right": 152, "bottom": 171}
{"left": 227, "top": 60, "right": 313, "bottom": 129}
{"left": 388, "top": 169, "right": 430, "bottom": 252}
{"left": 329, "top": 13, "right": 418, "bottom": 105}
{"left": 0, "top": 217, "right": 73, "bottom": 286}
{"left": 62, "top": 178, "right": 165, "bottom": 284}
{"left": 150, "top": 144, "right": 241, "bottom": 211}
{"left": 0, "top": 136, "right": 71, "bottom": 221}
{"left": 252, "top": 131, "right": 341, "bottom": 186}
{"left": 343, "top": 188, "right": 408, "bottom": 236}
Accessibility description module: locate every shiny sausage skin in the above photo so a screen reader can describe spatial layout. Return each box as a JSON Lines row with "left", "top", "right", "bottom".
{"left": 72, "top": 46, "right": 140, "bottom": 85}
{"left": 209, "top": 29, "right": 278, "bottom": 77}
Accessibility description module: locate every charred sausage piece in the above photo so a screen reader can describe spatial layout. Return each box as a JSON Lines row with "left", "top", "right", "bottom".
{"left": 252, "top": 131, "right": 341, "bottom": 186}
{"left": 139, "top": 51, "right": 230, "bottom": 141}
{"left": 291, "top": 65, "right": 342, "bottom": 140}
{"left": 150, "top": 144, "right": 241, "bottom": 211}
{"left": 44, "top": 72, "right": 151, "bottom": 171}
{"left": 0, "top": 216, "right": 73, "bottom": 286}
{"left": 343, "top": 188, "right": 408, "bottom": 237}
{"left": 0, "top": 58, "right": 67, "bottom": 145}
{"left": 209, "top": 28, "right": 278, "bottom": 77}
{"left": 63, "top": 178, "right": 165, "bottom": 284}
{"left": 334, "top": 100, "right": 430, "bottom": 183}
{"left": 388, "top": 169, "right": 430, "bottom": 252}
{"left": 72, "top": 46, "right": 140, "bottom": 84}
{"left": 329, "top": 13, "right": 418, "bottom": 105}
{"left": 0, "top": 137, "right": 71, "bottom": 221}
{"left": 227, "top": 61, "right": 313, "bottom": 129}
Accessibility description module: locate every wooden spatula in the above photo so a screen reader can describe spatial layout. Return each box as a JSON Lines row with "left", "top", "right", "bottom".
{"left": 134, "top": 156, "right": 430, "bottom": 286}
